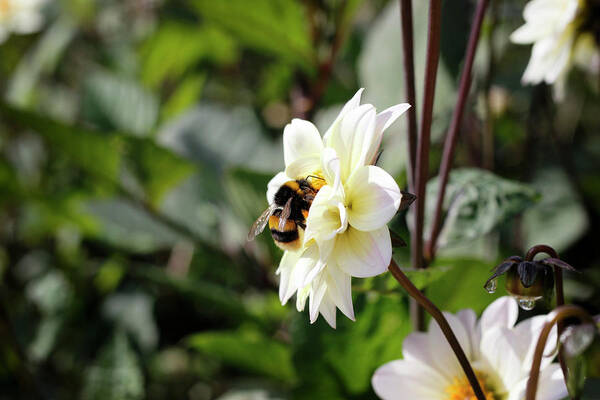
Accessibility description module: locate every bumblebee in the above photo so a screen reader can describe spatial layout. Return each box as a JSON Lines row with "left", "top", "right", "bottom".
{"left": 248, "top": 176, "right": 325, "bottom": 251}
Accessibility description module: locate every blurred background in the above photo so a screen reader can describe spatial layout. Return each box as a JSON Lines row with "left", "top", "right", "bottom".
{"left": 0, "top": 0, "right": 599, "bottom": 398}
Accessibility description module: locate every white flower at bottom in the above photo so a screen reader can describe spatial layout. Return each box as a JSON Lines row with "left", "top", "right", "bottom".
{"left": 372, "top": 297, "right": 567, "bottom": 400}
{"left": 0, "top": 0, "right": 48, "bottom": 44}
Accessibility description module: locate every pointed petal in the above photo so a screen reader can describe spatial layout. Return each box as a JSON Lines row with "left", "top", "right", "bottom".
{"left": 309, "top": 274, "right": 327, "bottom": 323}
{"left": 283, "top": 119, "right": 323, "bottom": 166}
{"left": 479, "top": 296, "right": 518, "bottom": 333}
{"left": 328, "top": 104, "right": 377, "bottom": 181}
{"left": 318, "top": 294, "right": 337, "bottom": 329}
{"left": 334, "top": 226, "right": 391, "bottom": 278}
{"left": 276, "top": 250, "right": 302, "bottom": 304}
{"left": 366, "top": 103, "right": 411, "bottom": 164}
{"left": 321, "top": 147, "right": 342, "bottom": 192}
{"left": 325, "top": 263, "right": 355, "bottom": 321}
{"left": 267, "top": 171, "right": 290, "bottom": 203}
{"left": 345, "top": 165, "right": 401, "bottom": 231}
{"left": 323, "top": 88, "right": 364, "bottom": 144}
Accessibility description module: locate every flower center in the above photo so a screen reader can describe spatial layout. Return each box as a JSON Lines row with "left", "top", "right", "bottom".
{"left": 445, "top": 371, "right": 497, "bottom": 400}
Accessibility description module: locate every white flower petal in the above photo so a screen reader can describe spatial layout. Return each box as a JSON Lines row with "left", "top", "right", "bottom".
{"left": 328, "top": 104, "right": 377, "bottom": 181}
{"left": 366, "top": 103, "right": 411, "bottom": 164}
{"left": 402, "top": 332, "right": 435, "bottom": 365}
{"left": 321, "top": 147, "right": 342, "bottom": 193}
{"left": 427, "top": 312, "right": 472, "bottom": 381}
{"left": 323, "top": 88, "right": 364, "bottom": 144}
{"left": 479, "top": 327, "right": 523, "bottom": 388}
{"left": 535, "top": 363, "right": 568, "bottom": 400}
{"left": 325, "top": 262, "right": 354, "bottom": 321}
{"left": 345, "top": 165, "right": 401, "bottom": 231}
{"left": 285, "top": 156, "right": 321, "bottom": 181}
{"left": 283, "top": 119, "right": 323, "bottom": 166}
{"left": 296, "top": 285, "right": 309, "bottom": 312}
{"left": 276, "top": 250, "right": 302, "bottom": 305}
{"left": 267, "top": 171, "right": 290, "bottom": 203}
{"left": 309, "top": 274, "right": 327, "bottom": 323}
{"left": 334, "top": 226, "right": 391, "bottom": 278}
{"left": 318, "top": 293, "right": 337, "bottom": 329}
{"left": 478, "top": 296, "right": 518, "bottom": 334}
{"left": 294, "top": 243, "right": 321, "bottom": 288}
{"left": 372, "top": 360, "right": 448, "bottom": 400}
{"left": 304, "top": 185, "right": 347, "bottom": 254}
{"left": 513, "top": 315, "right": 557, "bottom": 372}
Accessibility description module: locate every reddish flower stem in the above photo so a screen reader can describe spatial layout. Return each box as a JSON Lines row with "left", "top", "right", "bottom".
{"left": 426, "top": 0, "right": 489, "bottom": 261}
{"left": 410, "top": 0, "right": 442, "bottom": 330}
{"left": 399, "top": 0, "right": 418, "bottom": 192}
{"left": 525, "top": 305, "right": 593, "bottom": 400}
{"left": 388, "top": 260, "right": 486, "bottom": 400}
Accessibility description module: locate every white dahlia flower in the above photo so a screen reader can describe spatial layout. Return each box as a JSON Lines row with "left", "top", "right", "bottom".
{"left": 268, "top": 89, "right": 410, "bottom": 328}
{"left": 0, "top": 0, "right": 48, "bottom": 44}
{"left": 511, "top": 0, "right": 600, "bottom": 99}
{"left": 372, "top": 296, "right": 567, "bottom": 400}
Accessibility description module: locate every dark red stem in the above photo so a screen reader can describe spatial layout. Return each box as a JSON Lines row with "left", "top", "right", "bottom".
{"left": 525, "top": 305, "right": 593, "bottom": 400}
{"left": 426, "top": 0, "right": 489, "bottom": 261}
{"left": 389, "top": 260, "right": 486, "bottom": 400}
{"left": 399, "top": 0, "right": 418, "bottom": 191}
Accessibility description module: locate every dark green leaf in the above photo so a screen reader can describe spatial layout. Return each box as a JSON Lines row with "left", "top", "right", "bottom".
{"left": 186, "top": 329, "right": 296, "bottom": 384}
{"left": 424, "top": 168, "right": 540, "bottom": 248}
{"left": 189, "top": 0, "right": 316, "bottom": 71}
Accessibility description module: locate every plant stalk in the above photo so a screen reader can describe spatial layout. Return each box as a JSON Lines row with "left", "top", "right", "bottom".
{"left": 399, "top": 0, "right": 418, "bottom": 191}
{"left": 525, "top": 305, "right": 594, "bottom": 400}
{"left": 524, "top": 244, "right": 567, "bottom": 381}
{"left": 410, "top": 0, "right": 442, "bottom": 331}
{"left": 425, "top": 0, "right": 489, "bottom": 261}
{"left": 388, "top": 259, "right": 486, "bottom": 400}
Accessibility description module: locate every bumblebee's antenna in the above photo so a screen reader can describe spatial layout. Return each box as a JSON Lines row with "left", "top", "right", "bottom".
{"left": 306, "top": 175, "right": 325, "bottom": 181}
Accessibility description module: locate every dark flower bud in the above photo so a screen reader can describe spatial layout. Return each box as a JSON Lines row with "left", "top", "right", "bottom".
{"left": 484, "top": 246, "right": 577, "bottom": 311}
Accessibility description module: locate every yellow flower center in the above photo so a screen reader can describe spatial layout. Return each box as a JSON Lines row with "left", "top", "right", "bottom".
{"left": 445, "top": 371, "right": 497, "bottom": 400}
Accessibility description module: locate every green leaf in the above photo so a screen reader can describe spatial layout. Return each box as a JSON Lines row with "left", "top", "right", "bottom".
{"left": 427, "top": 257, "right": 502, "bottom": 314}
{"left": 0, "top": 103, "right": 194, "bottom": 206}
{"left": 424, "top": 168, "right": 539, "bottom": 248}
{"left": 140, "top": 22, "right": 238, "bottom": 88}
{"left": 157, "top": 103, "right": 282, "bottom": 173}
{"left": 82, "top": 71, "right": 159, "bottom": 137}
{"left": 399, "top": 265, "right": 453, "bottom": 291}
{"left": 522, "top": 168, "right": 589, "bottom": 252}
{"left": 186, "top": 329, "right": 296, "bottom": 384}
{"left": 161, "top": 73, "right": 206, "bottom": 120}
{"left": 291, "top": 294, "right": 411, "bottom": 398}
{"left": 82, "top": 331, "right": 144, "bottom": 400}
{"left": 189, "top": 0, "right": 316, "bottom": 71}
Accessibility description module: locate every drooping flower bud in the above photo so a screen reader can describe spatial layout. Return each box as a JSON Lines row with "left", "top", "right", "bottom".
{"left": 484, "top": 246, "right": 577, "bottom": 310}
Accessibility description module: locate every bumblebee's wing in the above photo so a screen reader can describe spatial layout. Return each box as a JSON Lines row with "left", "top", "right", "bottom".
{"left": 278, "top": 197, "right": 293, "bottom": 231}
{"left": 247, "top": 204, "right": 277, "bottom": 241}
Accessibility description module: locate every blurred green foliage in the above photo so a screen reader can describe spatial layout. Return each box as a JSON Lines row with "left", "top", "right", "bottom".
{"left": 0, "top": 0, "right": 599, "bottom": 399}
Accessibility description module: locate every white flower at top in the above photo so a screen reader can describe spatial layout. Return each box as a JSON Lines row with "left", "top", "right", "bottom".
{"left": 372, "top": 296, "right": 568, "bottom": 400}
{"left": 268, "top": 89, "right": 410, "bottom": 328}
{"left": 511, "top": 0, "right": 600, "bottom": 99}
{"left": 0, "top": 0, "right": 48, "bottom": 44}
